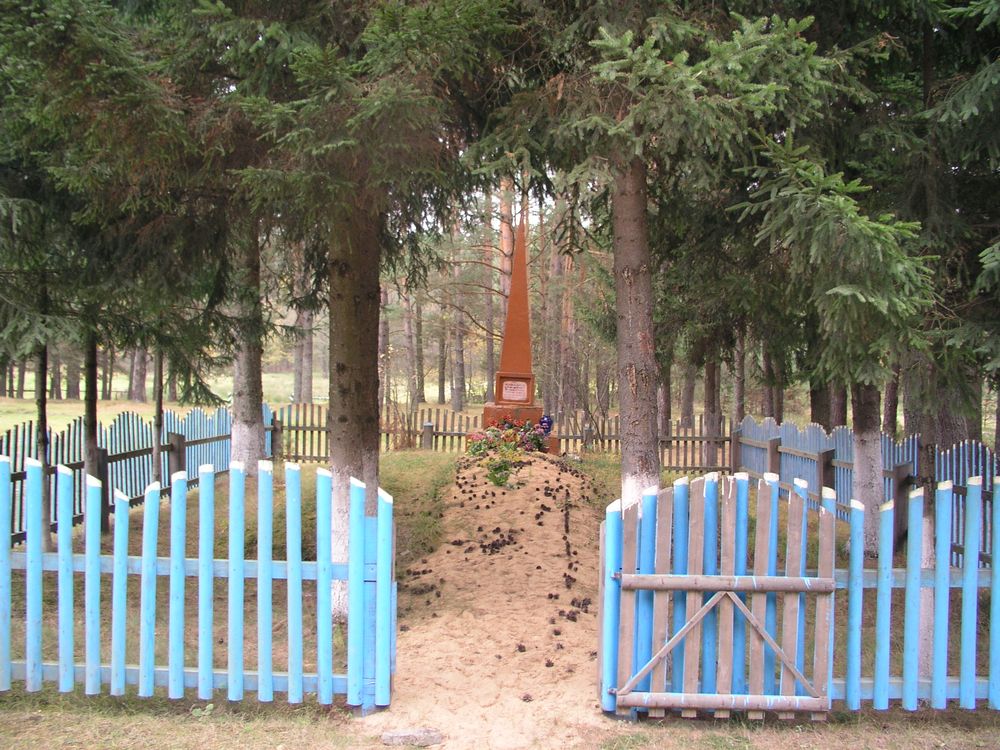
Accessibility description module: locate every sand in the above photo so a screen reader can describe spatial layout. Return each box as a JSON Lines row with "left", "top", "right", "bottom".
{"left": 364, "top": 453, "right": 611, "bottom": 749}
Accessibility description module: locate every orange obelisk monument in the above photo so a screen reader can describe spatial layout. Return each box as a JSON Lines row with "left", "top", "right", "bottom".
{"left": 483, "top": 223, "right": 556, "bottom": 450}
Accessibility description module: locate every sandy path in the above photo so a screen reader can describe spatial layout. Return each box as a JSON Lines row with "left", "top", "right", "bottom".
{"left": 364, "top": 454, "right": 611, "bottom": 749}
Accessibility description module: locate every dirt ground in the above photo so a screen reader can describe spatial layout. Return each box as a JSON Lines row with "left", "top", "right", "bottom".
{"left": 364, "top": 453, "right": 609, "bottom": 749}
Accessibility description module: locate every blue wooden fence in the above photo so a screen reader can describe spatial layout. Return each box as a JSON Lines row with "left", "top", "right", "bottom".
{"left": 735, "top": 416, "right": 997, "bottom": 565}
{"left": 2, "top": 406, "right": 275, "bottom": 545}
{"left": 0, "top": 456, "right": 395, "bottom": 709}
{"left": 599, "top": 471, "right": 1000, "bottom": 716}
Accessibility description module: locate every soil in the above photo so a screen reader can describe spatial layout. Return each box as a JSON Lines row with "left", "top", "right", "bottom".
{"left": 364, "top": 453, "right": 611, "bottom": 749}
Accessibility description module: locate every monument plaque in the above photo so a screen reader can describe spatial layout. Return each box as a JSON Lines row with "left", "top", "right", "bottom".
{"left": 501, "top": 379, "right": 528, "bottom": 403}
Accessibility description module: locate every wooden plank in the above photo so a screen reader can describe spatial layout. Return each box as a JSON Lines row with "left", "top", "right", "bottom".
{"left": 681, "top": 478, "right": 705, "bottom": 717}
{"left": 616, "top": 500, "right": 640, "bottom": 716}
{"left": 748, "top": 478, "right": 772, "bottom": 717}
{"left": 649, "top": 487, "right": 674, "bottom": 716}
{"left": 714, "top": 479, "right": 736, "bottom": 718}
{"left": 811, "top": 488, "right": 836, "bottom": 719}
{"left": 778, "top": 488, "right": 805, "bottom": 719}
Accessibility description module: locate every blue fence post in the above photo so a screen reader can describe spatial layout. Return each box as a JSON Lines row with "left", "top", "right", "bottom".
{"left": 671, "top": 477, "right": 690, "bottom": 693}
{"left": 600, "top": 499, "right": 624, "bottom": 713}
{"left": 257, "top": 460, "right": 274, "bottom": 702}
{"left": 168, "top": 470, "right": 188, "bottom": 699}
{"left": 902, "top": 487, "right": 924, "bottom": 710}
{"left": 763, "top": 472, "right": 780, "bottom": 694}
{"left": 285, "top": 463, "right": 304, "bottom": 704}
{"left": 375, "top": 488, "right": 394, "bottom": 707}
{"left": 110, "top": 490, "right": 129, "bottom": 696}
{"left": 197, "top": 464, "right": 215, "bottom": 701}
{"left": 635, "top": 486, "right": 658, "bottom": 695}
{"left": 960, "top": 476, "right": 983, "bottom": 709}
{"left": 0, "top": 456, "right": 11, "bottom": 692}
{"left": 56, "top": 466, "right": 74, "bottom": 692}
{"left": 0, "top": 456, "right": 13, "bottom": 690}
{"left": 701, "top": 473, "right": 719, "bottom": 694}
{"left": 792, "top": 477, "right": 809, "bottom": 696}
{"left": 84, "top": 474, "right": 102, "bottom": 695}
{"left": 845, "top": 500, "right": 865, "bottom": 712}
{"left": 732, "top": 472, "right": 749, "bottom": 695}
{"left": 991, "top": 474, "right": 1000, "bottom": 710}
{"left": 316, "top": 468, "right": 333, "bottom": 706}
{"left": 25, "top": 457, "right": 43, "bottom": 692}
{"left": 227, "top": 462, "right": 246, "bottom": 701}
{"left": 138, "top": 481, "right": 161, "bottom": 698}
{"left": 873, "top": 500, "right": 894, "bottom": 710}
{"left": 931, "top": 480, "right": 953, "bottom": 709}
{"left": 347, "top": 478, "right": 366, "bottom": 707}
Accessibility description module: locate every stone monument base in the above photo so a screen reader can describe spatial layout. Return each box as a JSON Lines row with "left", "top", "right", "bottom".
{"left": 482, "top": 403, "right": 559, "bottom": 454}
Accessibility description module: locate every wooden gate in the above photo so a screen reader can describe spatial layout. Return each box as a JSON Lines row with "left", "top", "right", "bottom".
{"left": 599, "top": 472, "right": 835, "bottom": 719}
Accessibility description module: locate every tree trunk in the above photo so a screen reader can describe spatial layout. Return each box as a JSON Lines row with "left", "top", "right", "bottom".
{"left": 436, "top": 312, "right": 447, "bottom": 404}
{"left": 450, "top": 251, "right": 465, "bottom": 412}
{"left": 680, "top": 361, "right": 696, "bottom": 428}
{"left": 378, "top": 286, "right": 390, "bottom": 414}
{"left": 403, "top": 293, "right": 419, "bottom": 409}
{"left": 101, "top": 345, "right": 113, "bottom": 400}
{"left": 0, "top": 359, "right": 7, "bottom": 397}
{"left": 64, "top": 347, "right": 81, "bottom": 399}
{"left": 703, "top": 358, "right": 721, "bottom": 467}
{"left": 852, "top": 382, "right": 883, "bottom": 554}
{"left": 414, "top": 298, "right": 425, "bottom": 404}
{"left": 611, "top": 156, "right": 660, "bottom": 505}
{"left": 498, "top": 177, "right": 514, "bottom": 321}
{"left": 761, "top": 349, "right": 775, "bottom": 419}
{"left": 558, "top": 254, "right": 577, "bottom": 417}
{"left": 830, "top": 382, "right": 848, "bottom": 427}
{"left": 771, "top": 357, "right": 784, "bottom": 424}
{"left": 882, "top": 363, "right": 901, "bottom": 437}
{"left": 595, "top": 348, "right": 612, "bottom": 419}
{"left": 83, "top": 332, "right": 100, "bottom": 487}
{"left": 328, "top": 204, "right": 382, "bottom": 619}
{"left": 484, "top": 190, "right": 496, "bottom": 404}
{"left": 151, "top": 349, "right": 164, "bottom": 485}
{"left": 49, "top": 353, "right": 62, "bottom": 400}
{"left": 230, "top": 223, "right": 265, "bottom": 475}
{"left": 167, "top": 364, "right": 178, "bottom": 402}
{"left": 129, "top": 348, "right": 148, "bottom": 402}
{"left": 732, "top": 334, "right": 745, "bottom": 427}
{"left": 657, "top": 345, "right": 673, "bottom": 438}
{"left": 35, "top": 341, "right": 55, "bottom": 551}
{"left": 301, "top": 309, "right": 314, "bottom": 404}
{"left": 16, "top": 360, "right": 26, "bottom": 399}
{"left": 810, "top": 378, "right": 832, "bottom": 430}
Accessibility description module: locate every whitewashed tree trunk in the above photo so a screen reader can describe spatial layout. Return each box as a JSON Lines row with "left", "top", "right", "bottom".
{"left": 852, "top": 383, "right": 883, "bottom": 554}
{"left": 230, "top": 226, "right": 265, "bottom": 475}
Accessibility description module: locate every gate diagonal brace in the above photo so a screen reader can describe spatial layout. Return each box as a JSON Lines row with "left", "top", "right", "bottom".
{"left": 614, "top": 590, "right": 824, "bottom": 701}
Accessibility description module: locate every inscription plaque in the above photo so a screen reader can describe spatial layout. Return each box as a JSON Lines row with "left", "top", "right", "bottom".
{"left": 501, "top": 380, "right": 528, "bottom": 402}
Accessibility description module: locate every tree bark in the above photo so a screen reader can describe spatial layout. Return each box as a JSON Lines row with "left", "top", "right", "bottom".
{"left": 657, "top": 344, "right": 673, "bottom": 438}
{"left": 16, "top": 360, "right": 26, "bottom": 399}
{"left": 35, "top": 339, "right": 54, "bottom": 551}
{"left": 49, "top": 353, "right": 62, "bottom": 400}
{"left": 771, "top": 357, "right": 784, "bottom": 424}
{"left": 129, "top": 348, "right": 148, "bottom": 402}
{"left": 595, "top": 348, "right": 612, "bottom": 420}
{"left": 64, "top": 347, "right": 80, "bottom": 399}
{"left": 328, "top": 204, "right": 382, "bottom": 618}
{"left": 611, "top": 156, "right": 660, "bottom": 505}
{"left": 703, "top": 358, "right": 721, "bottom": 467}
{"left": 167, "top": 364, "right": 178, "bottom": 402}
{"left": 450, "top": 253, "right": 465, "bottom": 412}
{"left": 230, "top": 223, "right": 265, "bottom": 475}
{"left": 558, "top": 254, "right": 577, "bottom": 417}
{"left": 378, "top": 286, "right": 390, "bottom": 413}
{"left": 414, "top": 297, "right": 425, "bottom": 404}
{"left": 680, "top": 361, "right": 696, "bottom": 428}
{"left": 436, "top": 311, "right": 447, "bottom": 404}
{"left": 882, "top": 363, "right": 901, "bottom": 437}
{"left": 83, "top": 332, "right": 100, "bottom": 487}
{"left": 810, "top": 378, "right": 832, "bottom": 430}
{"left": 101, "top": 345, "right": 113, "bottom": 400}
{"left": 484, "top": 190, "right": 496, "bottom": 404}
{"left": 498, "top": 177, "right": 514, "bottom": 321}
{"left": 852, "top": 382, "right": 884, "bottom": 554}
{"left": 403, "top": 293, "right": 419, "bottom": 409}
{"left": 151, "top": 349, "right": 164, "bottom": 485}
{"left": 732, "top": 334, "right": 745, "bottom": 427}
{"left": 830, "top": 382, "right": 848, "bottom": 427}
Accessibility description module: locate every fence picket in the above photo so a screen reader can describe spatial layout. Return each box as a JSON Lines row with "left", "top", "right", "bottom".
{"left": 56, "top": 467, "right": 74, "bottom": 693}
{"left": 110, "top": 491, "right": 129, "bottom": 696}
{"left": 138, "top": 481, "right": 160, "bottom": 697}
{"left": 197, "top": 464, "right": 215, "bottom": 701}
{"left": 227, "top": 463, "right": 246, "bottom": 701}
{"left": 960, "top": 478, "right": 983, "bottom": 708}
{"left": 257, "top": 460, "right": 274, "bottom": 702}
